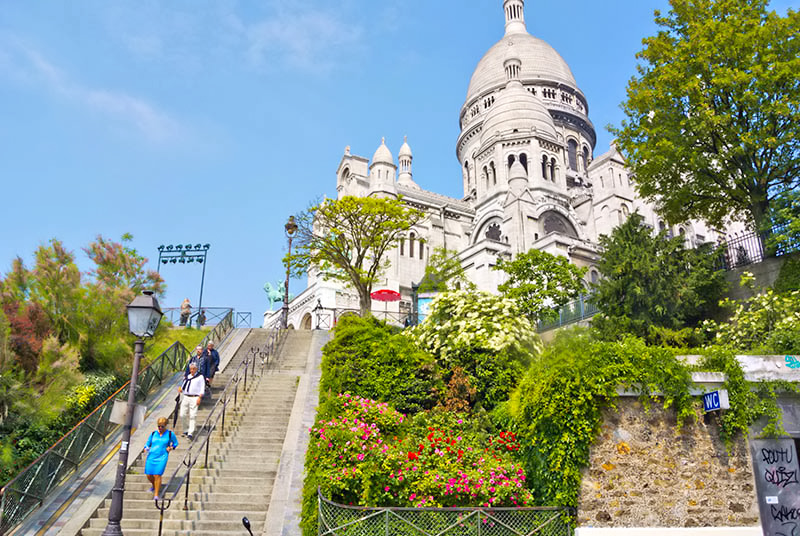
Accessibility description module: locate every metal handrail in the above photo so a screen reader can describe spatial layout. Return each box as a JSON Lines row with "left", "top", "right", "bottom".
{"left": 317, "top": 489, "right": 575, "bottom": 536}
{"left": 0, "top": 342, "right": 192, "bottom": 536}
{"left": 153, "top": 319, "right": 287, "bottom": 536}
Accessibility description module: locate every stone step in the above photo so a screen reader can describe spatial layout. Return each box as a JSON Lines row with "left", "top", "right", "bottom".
{"left": 87, "top": 518, "right": 265, "bottom": 531}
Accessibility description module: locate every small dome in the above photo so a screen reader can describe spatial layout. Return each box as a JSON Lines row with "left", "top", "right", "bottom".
{"left": 399, "top": 136, "right": 412, "bottom": 158}
{"left": 372, "top": 137, "right": 394, "bottom": 165}
{"left": 481, "top": 79, "right": 557, "bottom": 143}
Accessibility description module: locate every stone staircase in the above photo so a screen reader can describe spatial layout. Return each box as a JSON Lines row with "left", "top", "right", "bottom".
{"left": 78, "top": 329, "right": 313, "bottom": 536}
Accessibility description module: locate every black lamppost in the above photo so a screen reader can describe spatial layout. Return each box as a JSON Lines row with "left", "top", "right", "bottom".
{"left": 282, "top": 216, "right": 298, "bottom": 329}
{"left": 156, "top": 243, "right": 210, "bottom": 312}
{"left": 102, "top": 290, "right": 162, "bottom": 536}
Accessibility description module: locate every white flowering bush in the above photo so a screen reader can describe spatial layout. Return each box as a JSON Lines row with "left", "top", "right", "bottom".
{"left": 407, "top": 291, "right": 542, "bottom": 409}
{"left": 701, "top": 272, "right": 800, "bottom": 353}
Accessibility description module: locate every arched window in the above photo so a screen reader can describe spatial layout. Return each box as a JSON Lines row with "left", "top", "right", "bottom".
{"left": 464, "top": 161, "right": 471, "bottom": 189}
{"left": 507, "top": 154, "right": 516, "bottom": 170}
{"left": 541, "top": 155, "right": 548, "bottom": 180}
{"left": 549, "top": 158, "right": 557, "bottom": 182}
{"left": 520, "top": 153, "right": 528, "bottom": 173}
{"left": 341, "top": 168, "right": 350, "bottom": 182}
{"left": 482, "top": 166, "right": 489, "bottom": 190}
{"left": 658, "top": 220, "right": 666, "bottom": 233}
{"left": 591, "top": 270, "right": 599, "bottom": 284}
{"left": 618, "top": 204, "right": 629, "bottom": 225}
{"left": 582, "top": 147, "right": 590, "bottom": 171}
{"left": 419, "top": 239, "right": 424, "bottom": 259}
{"left": 541, "top": 211, "right": 578, "bottom": 238}
{"left": 567, "top": 139, "right": 578, "bottom": 171}
{"left": 400, "top": 238, "right": 404, "bottom": 256}
{"left": 490, "top": 162, "right": 497, "bottom": 185}
{"left": 409, "top": 232, "right": 415, "bottom": 258}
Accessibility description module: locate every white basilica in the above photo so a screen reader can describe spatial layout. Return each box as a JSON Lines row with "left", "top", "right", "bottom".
{"left": 265, "top": 0, "right": 723, "bottom": 329}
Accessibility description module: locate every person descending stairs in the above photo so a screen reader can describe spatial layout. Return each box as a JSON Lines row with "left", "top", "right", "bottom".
{"left": 78, "top": 329, "right": 315, "bottom": 536}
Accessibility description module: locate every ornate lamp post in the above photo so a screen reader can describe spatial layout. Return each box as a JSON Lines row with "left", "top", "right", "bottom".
{"left": 102, "top": 290, "right": 162, "bottom": 536}
{"left": 282, "top": 216, "right": 298, "bottom": 329}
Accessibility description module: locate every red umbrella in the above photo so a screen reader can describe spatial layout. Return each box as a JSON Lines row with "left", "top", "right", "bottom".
{"left": 370, "top": 289, "right": 401, "bottom": 320}
{"left": 370, "top": 289, "right": 401, "bottom": 302}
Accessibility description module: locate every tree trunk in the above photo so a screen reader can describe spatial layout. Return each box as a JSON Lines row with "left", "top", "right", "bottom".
{"left": 359, "top": 290, "right": 372, "bottom": 317}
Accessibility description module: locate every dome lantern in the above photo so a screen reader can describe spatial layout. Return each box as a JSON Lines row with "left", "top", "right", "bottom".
{"left": 503, "top": 0, "right": 526, "bottom": 36}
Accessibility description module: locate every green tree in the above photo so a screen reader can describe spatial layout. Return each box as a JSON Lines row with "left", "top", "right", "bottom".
{"left": 495, "top": 249, "right": 587, "bottom": 322}
{"left": 28, "top": 240, "right": 83, "bottom": 345}
{"left": 84, "top": 234, "right": 165, "bottom": 296}
{"left": 417, "top": 247, "right": 474, "bottom": 293}
{"left": 613, "top": 0, "right": 800, "bottom": 231}
{"left": 591, "top": 214, "right": 726, "bottom": 339}
{"left": 288, "top": 196, "right": 425, "bottom": 316}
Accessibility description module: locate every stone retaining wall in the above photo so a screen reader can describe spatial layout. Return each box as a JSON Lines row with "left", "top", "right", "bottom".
{"left": 577, "top": 399, "right": 760, "bottom": 528}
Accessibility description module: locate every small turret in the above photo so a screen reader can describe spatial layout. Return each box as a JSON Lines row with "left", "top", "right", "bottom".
{"left": 397, "top": 136, "right": 419, "bottom": 189}
{"left": 369, "top": 137, "right": 397, "bottom": 197}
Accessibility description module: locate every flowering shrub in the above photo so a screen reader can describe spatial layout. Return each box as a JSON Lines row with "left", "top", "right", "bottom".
{"left": 301, "top": 395, "right": 534, "bottom": 536}
{"left": 701, "top": 272, "right": 800, "bottom": 353}
{"left": 407, "top": 291, "right": 541, "bottom": 409}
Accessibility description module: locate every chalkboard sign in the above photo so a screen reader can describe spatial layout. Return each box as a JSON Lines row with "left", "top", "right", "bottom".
{"left": 751, "top": 438, "right": 800, "bottom": 536}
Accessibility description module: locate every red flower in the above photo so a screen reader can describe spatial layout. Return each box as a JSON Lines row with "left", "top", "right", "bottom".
{"left": 408, "top": 452, "right": 418, "bottom": 461}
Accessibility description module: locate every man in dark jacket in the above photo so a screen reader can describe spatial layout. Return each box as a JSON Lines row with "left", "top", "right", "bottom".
{"left": 185, "top": 345, "right": 211, "bottom": 380}
{"left": 204, "top": 341, "right": 221, "bottom": 386}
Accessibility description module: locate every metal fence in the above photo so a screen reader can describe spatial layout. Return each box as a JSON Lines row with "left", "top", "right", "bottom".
{"left": 160, "top": 307, "right": 232, "bottom": 328}
{"left": 0, "top": 342, "right": 191, "bottom": 536}
{"left": 714, "top": 224, "right": 800, "bottom": 271}
{"left": 318, "top": 492, "right": 574, "bottom": 536}
{"left": 537, "top": 294, "right": 598, "bottom": 333}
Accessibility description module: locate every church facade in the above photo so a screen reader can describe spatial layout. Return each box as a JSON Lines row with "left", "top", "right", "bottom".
{"left": 265, "top": 0, "right": 723, "bottom": 329}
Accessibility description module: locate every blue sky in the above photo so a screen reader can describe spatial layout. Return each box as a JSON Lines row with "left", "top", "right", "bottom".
{"left": 1, "top": 0, "right": 797, "bottom": 324}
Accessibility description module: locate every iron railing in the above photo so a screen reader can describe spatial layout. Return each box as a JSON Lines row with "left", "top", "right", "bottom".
{"left": 318, "top": 491, "right": 574, "bottom": 536}
{"left": 0, "top": 342, "right": 191, "bottom": 536}
{"left": 152, "top": 317, "right": 287, "bottom": 536}
{"left": 714, "top": 223, "right": 800, "bottom": 271}
{"left": 199, "top": 309, "right": 233, "bottom": 348}
{"left": 235, "top": 311, "right": 252, "bottom": 328}
{"left": 537, "top": 294, "right": 598, "bottom": 333}
{"left": 161, "top": 307, "right": 233, "bottom": 328}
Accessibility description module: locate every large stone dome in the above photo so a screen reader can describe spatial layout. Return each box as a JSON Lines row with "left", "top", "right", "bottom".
{"left": 466, "top": 33, "right": 578, "bottom": 102}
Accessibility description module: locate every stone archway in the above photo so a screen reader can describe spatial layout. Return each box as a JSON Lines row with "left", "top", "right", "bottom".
{"left": 300, "top": 313, "right": 312, "bottom": 330}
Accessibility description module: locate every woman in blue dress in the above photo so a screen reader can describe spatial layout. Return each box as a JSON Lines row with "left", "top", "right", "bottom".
{"left": 144, "top": 417, "right": 178, "bottom": 500}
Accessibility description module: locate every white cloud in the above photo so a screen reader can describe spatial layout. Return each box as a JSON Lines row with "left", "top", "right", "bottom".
{"left": 242, "top": 8, "right": 364, "bottom": 73}
{"left": 0, "top": 37, "right": 181, "bottom": 143}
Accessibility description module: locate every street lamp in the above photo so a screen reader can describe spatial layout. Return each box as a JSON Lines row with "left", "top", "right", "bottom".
{"left": 282, "top": 216, "right": 298, "bottom": 329}
{"left": 102, "top": 290, "right": 162, "bottom": 536}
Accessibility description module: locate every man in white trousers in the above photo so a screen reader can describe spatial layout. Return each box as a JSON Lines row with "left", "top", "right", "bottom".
{"left": 178, "top": 362, "right": 204, "bottom": 440}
